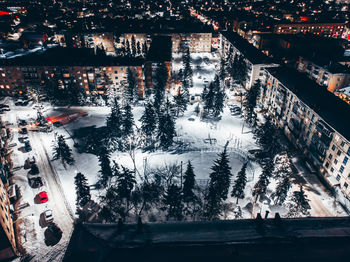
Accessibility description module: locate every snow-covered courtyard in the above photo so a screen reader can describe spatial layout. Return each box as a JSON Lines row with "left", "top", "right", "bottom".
{"left": 1, "top": 52, "right": 348, "bottom": 261}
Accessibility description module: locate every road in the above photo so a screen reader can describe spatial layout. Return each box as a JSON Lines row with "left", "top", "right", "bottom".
{"left": 2, "top": 98, "right": 73, "bottom": 261}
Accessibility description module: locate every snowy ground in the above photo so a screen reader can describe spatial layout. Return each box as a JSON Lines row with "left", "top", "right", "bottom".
{"left": 1, "top": 52, "right": 348, "bottom": 261}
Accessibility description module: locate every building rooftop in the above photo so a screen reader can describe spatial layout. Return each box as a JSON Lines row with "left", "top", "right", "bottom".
{"left": 0, "top": 47, "right": 145, "bottom": 66}
{"left": 221, "top": 31, "right": 275, "bottom": 65}
{"left": 266, "top": 66, "right": 350, "bottom": 141}
{"left": 64, "top": 216, "right": 350, "bottom": 262}
{"left": 146, "top": 35, "right": 172, "bottom": 62}
{"left": 301, "top": 55, "right": 350, "bottom": 75}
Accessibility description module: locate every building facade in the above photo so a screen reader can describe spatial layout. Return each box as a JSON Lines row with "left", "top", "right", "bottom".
{"left": 275, "top": 22, "right": 345, "bottom": 38}
{"left": 171, "top": 32, "right": 212, "bottom": 53}
{"left": 262, "top": 66, "right": 350, "bottom": 208}
{"left": 297, "top": 56, "right": 350, "bottom": 92}
{"left": 0, "top": 165, "right": 16, "bottom": 260}
{"left": 0, "top": 64, "right": 144, "bottom": 97}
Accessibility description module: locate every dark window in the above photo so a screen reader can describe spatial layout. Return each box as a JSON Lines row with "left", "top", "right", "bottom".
{"left": 332, "top": 145, "right": 336, "bottom": 151}
{"left": 336, "top": 174, "right": 341, "bottom": 181}
{"left": 334, "top": 159, "right": 338, "bottom": 164}
{"left": 343, "top": 156, "right": 348, "bottom": 165}
{"left": 340, "top": 166, "right": 345, "bottom": 173}
{"left": 325, "top": 162, "right": 329, "bottom": 168}
{"left": 337, "top": 150, "right": 341, "bottom": 156}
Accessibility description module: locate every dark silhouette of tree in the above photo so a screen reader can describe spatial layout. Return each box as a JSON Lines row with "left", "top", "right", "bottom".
{"left": 106, "top": 98, "right": 122, "bottom": 138}
{"left": 163, "top": 184, "right": 183, "bottom": 220}
{"left": 183, "top": 161, "right": 196, "bottom": 204}
{"left": 121, "top": 103, "right": 134, "bottom": 137}
{"left": 231, "top": 162, "right": 247, "bottom": 204}
{"left": 157, "top": 110, "right": 175, "bottom": 149}
{"left": 244, "top": 79, "right": 261, "bottom": 126}
{"left": 287, "top": 185, "right": 311, "bottom": 217}
{"left": 273, "top": 176, "right": 291, "bottom": 205}
{"left": 74, "top": 172, "right": 91, "bottom": 207}
{"left": 97, "top": 147, "right": 113, "bottom": 188}
{"left": 140, "top": 102, "right": 157, "bottom": 140}
{"left": 124, "top": 67, "right": 138, "bottom": 103}
{"left": 205, "top": 143, "right": 231, "bottom": 219}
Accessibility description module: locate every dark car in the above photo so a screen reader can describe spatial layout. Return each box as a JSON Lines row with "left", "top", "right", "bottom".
{"left": 18, "top": 120, "right": 27, "bottom": 126}
{"left": 19, "top": 127, "right": 28, "bottom": 134}
{"left": 48, "top": 223, "right": 62, "bottom": 238}
{"left": 24, "top": 141, "right": 32, "bottom": 152}
{"left": 29, "top": 177, "right": 43, "bottom": 188}
{"left": 0, "top": 104, "right": 9, "bottom": 108}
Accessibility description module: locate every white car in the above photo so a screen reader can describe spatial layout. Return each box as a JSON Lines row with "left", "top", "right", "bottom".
{"left": 43, "top": 209, "right": 53, "bottom": 223}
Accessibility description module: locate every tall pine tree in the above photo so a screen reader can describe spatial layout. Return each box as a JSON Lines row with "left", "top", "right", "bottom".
{"left": 75, "top": 172, "right": 91, "bottom": 207}
{"left": 273, "top": 176, "right": 291, "bottom": 205}
{"left": 53, "top": 135, "right": 74, "bottom": 166}
{"left": 183, "top": 161, "right": 196, "bottom": 204}
{"left": 231, "top": 162, "right": 247, "bottom": 204}
{"left": 97, "top": 147, "right": 113, "bottom": 188}
{"left": 140, "top": 102, "right": 157, "bottom": 140}
{"left": 205, "top": 143, "right": 232, "bottom": 219}
{"left": 163, "top": 184, "right": 183, "bottom": 221}
{"left": 121, "top": 103, "right": 134, "bottom": 137}
{"left": 106, "top": 98, "right": 122, "bottom": 138}
{"left": 287, "top": 185, "right": 311, "bottom": 217}
{"left": 157, "top": 110, "right": 175, "bottom": 149}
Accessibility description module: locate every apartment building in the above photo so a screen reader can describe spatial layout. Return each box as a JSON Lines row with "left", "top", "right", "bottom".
{"left": 274, "top": 22, "right": 345, "bottom": 38}
{"left": 62, "top": 32, "right": 116, "bottom": 56}
{"left": 0, "top": 48, "right": 145, "bottom": 97}
{"left": 220, "top": 31, "right": 278, "bottom": 89}
{"left": 0, "top": 149, "right": 16, "bottom": 260}
{"left": 297, "top": 56, "right": 350, "bottom": 92}
{"left": 171, "top": 32, "right": 212, "bottom": 53}
{"left": 263, "top": 66, "right": 350, "bottom": 208}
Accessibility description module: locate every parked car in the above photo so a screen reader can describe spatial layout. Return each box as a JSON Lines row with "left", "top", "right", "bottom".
{"left": 29, "top": 177, "right": 43, "bottom": 188}
{"left": 43, "top": 210, "right": 53, "bottom": 223}
{"left": 0, "top": 104, "right": 9, "bottom": 108}
{"left": 24, "top": 141, "right": 32, "bottom": 152}
{"left": 18, "top": 119, "right": 27, "bottom": 126}
{"left": 38, "top": 191, "right": 48, "bottom": 203}
{"left": 48, "top": 223, "right": 62, "bottom": 239}
{"left": 19, "top": 127, "right": 28, "bottom": 134}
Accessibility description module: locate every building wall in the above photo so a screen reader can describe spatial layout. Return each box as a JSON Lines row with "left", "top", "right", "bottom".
{"left": 275, "top": 23, "right": 345, "bottom": 38}
{"left": 0, "top": 65, "right": 144, "bottom": 97}
{"left": 171, "top": 33, "right": 212, "bottom": 53}
{"left": 0, "top": 178, "right": 16, "bottom": 260}
{"left": 263, "top": 69, "right": 350, "bottom": 201}
{"left": 297, "top": 57, "right": 350, "bottom": 92}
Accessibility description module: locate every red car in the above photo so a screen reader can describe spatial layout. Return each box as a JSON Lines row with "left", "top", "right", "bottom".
{"left": 38, "top": 191, "right": 48, "bottom": 203}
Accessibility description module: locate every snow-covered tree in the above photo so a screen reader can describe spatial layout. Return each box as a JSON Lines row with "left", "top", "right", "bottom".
{"left": 140, "top": 102, "right": 157, "bottom": 140}
{"left": 183, "top": 161, "right": 196, "bottom": 204}
{"left": 174, "top": 93, "right": 187, "bottom": 116}
{"left": 121, "top": 103, "right": 134, "bottom": 137}
{"left": 157, "top": 110, "right": 175, "bottom": 149}
{"left": 182, "top": 47, "right": 193, "bottom": 87}
{"left": 231, "top": 162, "right": 247, "bottom": 204}
{"left": 252, "top": 160, "right": 273, "bottom": 202}
{"left": 287, "top": 185, "right": 311, "bottom": 217}
{"left": 116, "top": 166, "right": 136, "bottom": 217}
{"left": 106, "top": 98, "right": 122, "bottom": 138}
{"left": 273, "top": 176, "right": 291, "bottom": 205}
{"left": 97, "top": 147, "right": 113, "bottom": 188}
{"left": 205, "top": 143, "right": 232, "bottom": 219}
{"left": 163, "top": 184, "right": 183, "bottom": 221}
{"left": 74, "top": 172, "right": 91, "bottom": 207}
{"left": 52, "top": 135, "right": 74, "bottom": 166}
{"left": 244, "top": 79, "right": 261, "bottom": 126}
